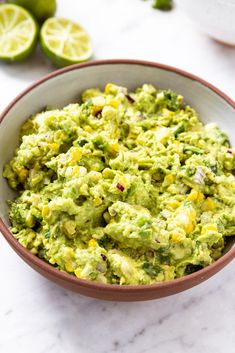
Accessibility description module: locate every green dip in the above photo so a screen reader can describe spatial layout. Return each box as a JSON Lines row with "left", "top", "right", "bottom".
{"left": 3, "top": 83, "right": 235, "bottom": 284}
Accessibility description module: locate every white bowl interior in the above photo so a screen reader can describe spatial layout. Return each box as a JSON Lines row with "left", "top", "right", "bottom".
{"left": 1, "top": 63, "right": 235, "bottom": 228}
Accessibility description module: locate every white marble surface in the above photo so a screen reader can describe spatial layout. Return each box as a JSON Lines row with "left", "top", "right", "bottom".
{"left": 0, "top": 1, "right": 235, "bottom": 352}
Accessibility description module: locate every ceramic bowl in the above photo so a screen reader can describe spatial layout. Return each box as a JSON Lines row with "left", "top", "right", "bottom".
{"left": 176, "top": 0, "right": 235, "bottom": 46}
{"left": 0, "top": 60, "right": 234, "bottom": 301}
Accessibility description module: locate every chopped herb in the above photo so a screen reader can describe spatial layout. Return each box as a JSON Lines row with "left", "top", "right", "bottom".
{"left": 185, "top": 166, "right": 196, "bottom": 177}
{"left": 185, "top": 264, "right": 203, "bottom": 275}
{"left": 93, "top": 135, "right": 108, "bottom": 150}
{"left": 210, "top": 164, "right": 218, "bottom": 174}
{"left": 44, "top": 230, "right": 51, "bottom": 239}
{"left": 164, "top": 90, "right": 183, "bottom": 111}
{"left": 98, "top": 235, "right": 108, "bottom": 247}
{"left": 183, "top": 144, "right": 203, "bottom": 155}
{"left": 142, "top": 262, "right": 162, "bottom": 277}
{"left": 84, "top": 99, "right": 92, "bottom": 108}
{"left": 173, "top": 122, "right": 186, "bottom": 136}
{"left": 98, "top": 235, "right": 116, "bottom": 249}
{"left": 78, "top": 139, "right": 88, "bottom": 147}
{"left": 139, "top": 228, "right": 152, "bottom": 238}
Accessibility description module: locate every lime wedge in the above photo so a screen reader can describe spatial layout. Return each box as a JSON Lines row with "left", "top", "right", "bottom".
{"left": 40, "top": 17, "right": 93, "bottom": 67}
{"left": 6, "top": 0, "right": 57, "bottom": 23}
{"left": 0, "top": 4, "right": 38, "bottom": 62}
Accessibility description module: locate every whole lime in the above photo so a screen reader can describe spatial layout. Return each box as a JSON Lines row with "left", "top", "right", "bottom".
{"left": 6, "top": 0, "right": 56, "bottom": 22}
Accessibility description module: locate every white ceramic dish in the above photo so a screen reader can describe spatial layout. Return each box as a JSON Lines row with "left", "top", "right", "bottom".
{"left": 176, "top": 0, "right": 235, "bottom": 46}
{"left": 0, "top": 60, "right": 234, "bottom": 301}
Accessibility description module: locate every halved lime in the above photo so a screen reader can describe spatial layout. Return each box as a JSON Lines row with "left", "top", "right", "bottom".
{"left": 6, "top": 0, "right": 57, "bottom": 23}
{"left": 0, "top": 4, "right": 38, "bottom": 62}
{"left": 40, "top": 17, "right": 93, "bottom": 67}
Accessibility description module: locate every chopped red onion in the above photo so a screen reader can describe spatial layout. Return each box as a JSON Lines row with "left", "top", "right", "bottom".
{"left": 194, "top": 166, "right": 205, "bottom": 185}
{"left": 116, "top": 183, "right": 125, "bottom": 192}
{"left": 126, "top": 94, "right": 135, "bottom": 103}
{"left": 101, "top": 254, "right": 107, "bottom": 261}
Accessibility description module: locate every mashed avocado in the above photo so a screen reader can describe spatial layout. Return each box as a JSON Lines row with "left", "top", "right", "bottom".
{"left": 3, "top": 83, "right": 235, "bottom": 284}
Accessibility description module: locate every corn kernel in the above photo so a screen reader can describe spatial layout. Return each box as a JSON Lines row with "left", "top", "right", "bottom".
{"left": 201, "top": 224, "right": 218, "bottom": 235}
{"left": 164, "top": 174, "right": 175, "bottom": 186}
{"left": 171, "top": 232, "right": 185, "bottom": 242}
{"left": 187, "top": 190, "right": 205, "bottom": 202}
{"left": 42, "top": 238, "right": 48, "bottom": 246}
{"left": 174, "top": 141, "right": 180, "bottom": 147}
{"left": 102, "top": 168, "right": 114, "bottom": 179}
{"left": 48, "top": 143, "right": 59, "bottom": 152}
{"left": 128, "top": 132, "right": 137, "bottom": 139}
{"left": 186, "top": 222, "right": 195, "bottom": 234}
{"left": 94, "top": 196, "right": 103, "bottom": 206}
{"left": 70, "top": 147, "right": 82, "bottom": 163}
{"left": 91, "top": 105, "right": 103, "bottom": 116}
{"left": 88, "top": 239, "right": 97, "bottom": 248}
{"left": 84, "top": 125, "right": 93, "bottom": 133}
{"left": 42, "top": 205, "right": 50, "bottom": 218}
{"left": 105, "top": 83, "right": 114, "bottom": 95}
{"left": 93, "top": 150, "right": 103, "bottom": 157}
{"left": 80, "top": 184, "right": 89, "bottom": 196}
{"left": 176, "top": 208, "right": 196, "bottom": 234}
{"left": 187, "top": 209, "right": 197, "bottom": 233}
{"left": 18, "top": 167, "right": 28, "bottom": 183}
{"left": 187, "top": 190, "right": 198, "bottom": 201}
{"left": 63, "top": 246, "right": 74, "bottom": 258}
{"left": 136, "top": 136, "right": 146, "bottom": 145}
{"left": 75, "top": 268, "right": 82, "bottom": 277}
{"left": 65, "top": 263, "right": 74, "bottom": 272}
{"left": 197, "top": 192, "right": 205, "bottom": 202}
{"left": 128, "top": 126, "right": 141, "bottom": 139}
{"left": 202, "top": 198, "right": 216, "bottom": 211}
{"left": 168, "top": 200, "right": 180, "bottom": 209}
{"left": 107, "top": 99, "right": 119, "bottom": 108}
{"left": 108, "top": 143, "right": 120, "bottom": 156}
{"left": 72, "top": 166, "right": 80, "bottom": 176}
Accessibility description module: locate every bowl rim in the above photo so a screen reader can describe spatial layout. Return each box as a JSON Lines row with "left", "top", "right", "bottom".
{"left": 0, "top": 58, "right": 235, "bottom": 292}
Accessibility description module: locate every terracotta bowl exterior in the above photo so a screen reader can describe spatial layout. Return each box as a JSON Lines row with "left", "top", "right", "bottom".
{"left": 0, "top": 59, "right": 234, "bottom": 301}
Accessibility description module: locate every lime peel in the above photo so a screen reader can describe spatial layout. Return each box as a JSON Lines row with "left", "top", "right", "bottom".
{"left": 6, "top": 0, "right": 57, "bottom": 23}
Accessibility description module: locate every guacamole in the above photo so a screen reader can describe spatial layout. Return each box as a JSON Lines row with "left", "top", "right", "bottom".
{"left": 3, "top": 83, "right": 235, "bottom": 285}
